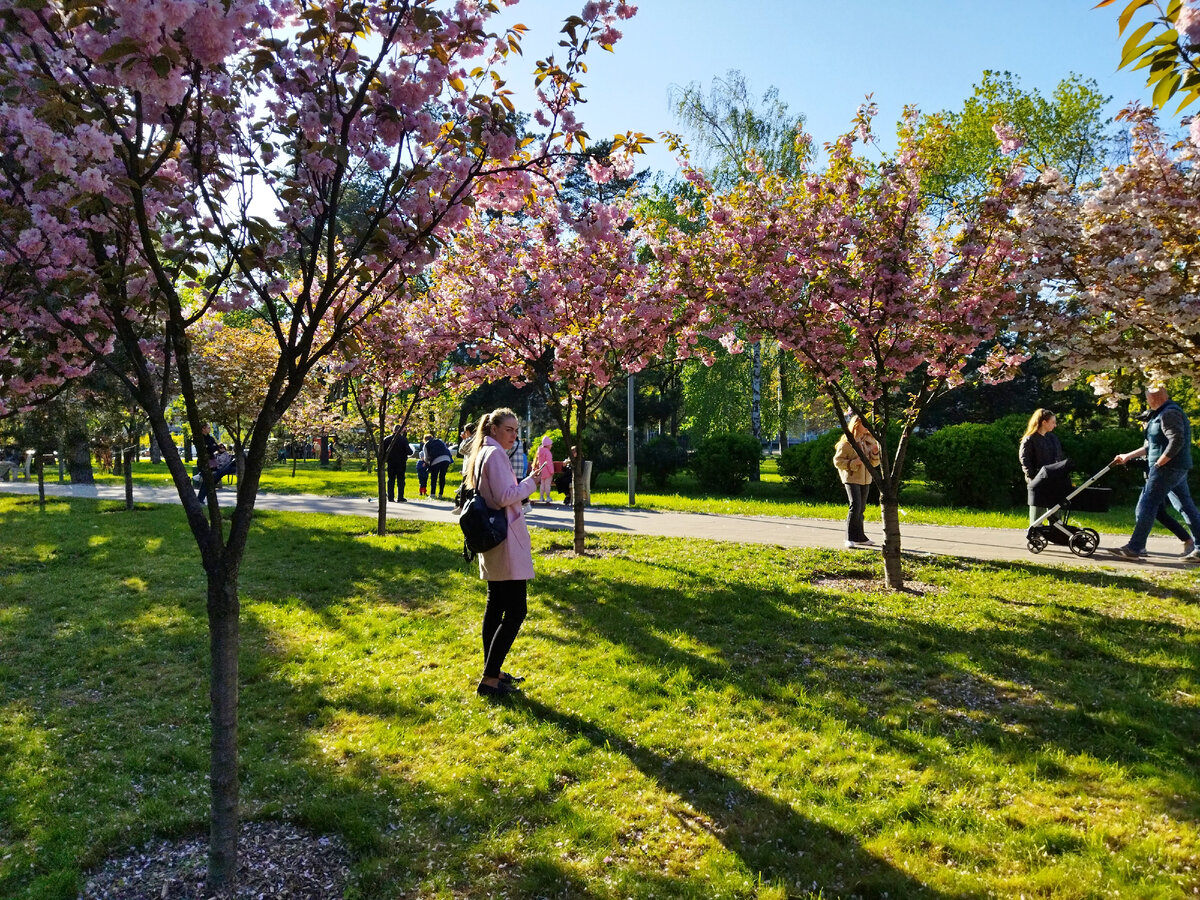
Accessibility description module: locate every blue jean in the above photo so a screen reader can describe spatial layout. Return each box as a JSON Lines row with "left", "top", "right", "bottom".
{"left": 1128, "top": 466, "right": 1200, "bottom": 552}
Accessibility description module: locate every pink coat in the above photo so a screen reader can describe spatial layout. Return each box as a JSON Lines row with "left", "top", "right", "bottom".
{"left": 534, "top": 441, "right": 554, "bottom": 479}
{"left": 474, "top": 436, "right": 538, "bottom": 581}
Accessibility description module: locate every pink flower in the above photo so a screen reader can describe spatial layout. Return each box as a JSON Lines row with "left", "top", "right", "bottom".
{"left": 1178, "top": 4, "right": 1200, "bottom": 45}
{"left": 992, "top": 122, "right": 1024, "bottom": 154}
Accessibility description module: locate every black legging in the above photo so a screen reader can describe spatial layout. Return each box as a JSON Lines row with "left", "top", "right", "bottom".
{"left": 482, "top": 579, "right": 527, "bottom": 679}
{"left": 844, "top": 482, "right": 869, "bottom": 543}
{"left": 429, "top": 460, "right": 450, "bottom": 497}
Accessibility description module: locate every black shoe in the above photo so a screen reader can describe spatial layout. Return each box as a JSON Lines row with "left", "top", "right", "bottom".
{"left": 396, "top": 497, "right": 407, "bottom": 502}
{"left": 477, "top": 681, "right": 520, "bottom": 698}
{"left": 499, "top": 671, "right": 525, "bottom": 685}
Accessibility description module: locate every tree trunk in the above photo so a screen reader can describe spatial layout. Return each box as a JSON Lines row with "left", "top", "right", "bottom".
{"left": 36, "top": 454, "right": 46, "bottom": 511}
{"left": 123, "top": 447, "right": 134, "bottom": 511}
{"left": 777, "top": 354, "right": 788, "bottom": 453}
{"left": 376, "top": 455, "right": 387, "bottom": 536}
{"left": 319, "top": 433, "right": 330, "bottom": 467}
{"left": 66, "top": 433, "right": 94, "bottom": 484}
{"left": 206, "top": 563, "right": 240, "bottom": 889}
{"left": 750, "top": 341, "right": 762, "bottom": 480}
{"left": 184, "top": 428, "right": 193, "bottom": 464}
{"left": 572, "top": 455, "right": 587, "bottom": 554}
{"left": 150, "top": 431, "right": 162, "bottom": 464}
{"left": 879, "top": 486, "right": 904, "bottom": 590}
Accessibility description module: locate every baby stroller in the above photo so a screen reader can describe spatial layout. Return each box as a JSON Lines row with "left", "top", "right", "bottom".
{"left": 1026, "top": 460, "right": 1113, "bottom": 557}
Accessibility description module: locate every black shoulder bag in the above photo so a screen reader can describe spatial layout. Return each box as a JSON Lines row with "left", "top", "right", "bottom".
{"left": 458, "top": 453, "right": 508, "bottom": 560}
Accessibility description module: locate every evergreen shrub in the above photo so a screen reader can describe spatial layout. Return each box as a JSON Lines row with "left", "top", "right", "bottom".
{"left": 689, "top": 433, "right": 762, "bottom": 494}
{"left": 639, "top": 436, "right": 688, "bottom": 488}
{"left": 921, "top": 422, "right": 1020, "bottom": 508}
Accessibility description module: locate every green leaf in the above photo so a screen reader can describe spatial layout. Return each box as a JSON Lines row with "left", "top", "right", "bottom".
{"left": 96, "top": 37, "right": 142, "bottom": 65}
{"left": 1152, "top": 70, "right": 1181, "bottom": 107}
{"left": 1119, "top": 20, "right": 1156, "bottom": 66}
{"left": 1118, "top": 0, "right": 1154, "bottom": 34}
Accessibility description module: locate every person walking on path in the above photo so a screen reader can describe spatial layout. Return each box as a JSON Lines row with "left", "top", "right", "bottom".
{"left": 534, "top": 436, "right": 555, "bottom": 503}
{"left": 422, "top": 433, "right": 453, "bottom": 499}
{"left": 463, "top": 408, "right": 546, "bottom": 698}
{"left": 833, "top": 416, "right": 881, "bottom": 549}
{"left": 381, "top": 425, "right": 411, "bottom": 503}
{"left": 459, "top": 423, "right": 477, "bottom": 477}
{"left": 1019, "top": 409, "right": 1065, "bottom": 526}
{"left": 1108, "top": 386, "right": 1200, "bottom": 562}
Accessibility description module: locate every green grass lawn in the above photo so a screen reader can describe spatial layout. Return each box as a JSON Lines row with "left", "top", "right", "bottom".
{"left": 92, "top": 457, "right": 1144, "bottom": 534}
{"left": 2, "top": 495, "right": 1198, "bottom": 898}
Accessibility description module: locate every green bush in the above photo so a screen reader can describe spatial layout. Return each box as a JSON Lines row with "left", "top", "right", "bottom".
{"left": 639, "top": 436, "right": 688, "bottom": 488}
{"left": 777, "top": 430, "right": 845, "bottom": 501}
{"left": 921, "top": 422, "right": 1021, "bottom": 509}
{"left": 689, "top": 433, "right": 762, "bottom": 494}
{"left": 538, "top": 429, "right": 566, "bottom": 462}
{"left": 1058, "top": 426, "right": 1145, "bottom": 503}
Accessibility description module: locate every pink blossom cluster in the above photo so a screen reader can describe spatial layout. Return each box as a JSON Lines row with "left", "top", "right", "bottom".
{"left": 0, "top": 0, "right": 635, "bottom": 421}
{"left": 659, "top": 104, "right": 1028, "bottom": 424}
{"left": 1178, "top": 2, "right": 1200, "bottom": 46}
{"left": 1014, "top": 106, "right": 1200, "bottom": 396}
{"left": 426, "top": 190, "right": 696, "bottom": 421}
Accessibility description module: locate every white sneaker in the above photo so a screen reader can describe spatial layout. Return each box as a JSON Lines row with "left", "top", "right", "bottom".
{"left": 1183, "top": 548, "right": 1200, "bottom": 563}
{"left": 844, "top": 540, "right": 877, "bottom": 549}
{"left": 1181, "top": 539, "right": 1196, "bottom": 557}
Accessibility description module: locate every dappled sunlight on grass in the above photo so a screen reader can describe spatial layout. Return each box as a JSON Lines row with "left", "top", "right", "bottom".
{"left": 0, "top": 495, "right": 1198, "bottom": 898}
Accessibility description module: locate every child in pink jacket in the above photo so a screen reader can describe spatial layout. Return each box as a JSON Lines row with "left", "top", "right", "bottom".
{"left": 534, "top": 435, "right": 555, "bottom": 503}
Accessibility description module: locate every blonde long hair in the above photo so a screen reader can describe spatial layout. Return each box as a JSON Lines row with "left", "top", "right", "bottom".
{"left": 1022, "top": 408, "right": 1055, "bottom": 439}
{"left": 465, "top": 407, "right": 518, "bottom": 488}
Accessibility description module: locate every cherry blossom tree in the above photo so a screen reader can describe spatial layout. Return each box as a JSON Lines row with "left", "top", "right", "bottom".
{"left": 430, "top": 186, "right": 694, "bottom": 553}
{"left": 0, "top": 0, "right": 639, "bottom": 885}
{"left": 1014, "top": 106, "right": 1200, "bottom": 400}
{"left": 340, "top": 293, "right": 468, "bottom": 534}
{"left": 661, "top": 107, "right": 1029, "bottom": 589}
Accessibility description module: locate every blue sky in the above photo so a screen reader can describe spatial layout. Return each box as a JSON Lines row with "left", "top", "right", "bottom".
{"left": 495, "top": 0, "right": 1164, "bottom": 175}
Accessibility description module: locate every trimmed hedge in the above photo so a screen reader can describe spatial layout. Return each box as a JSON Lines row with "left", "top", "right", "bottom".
{"left": 919, "top": 422, "right": 1021, "bottom": 509}
{"left": 777, "top": 430, "right": 844, "bottom": 501}
{"left": 639, "top": 436, "right": 688, "bottom": 488}
{"left": 689, "top": 433, "right": 762, "bottom": 494}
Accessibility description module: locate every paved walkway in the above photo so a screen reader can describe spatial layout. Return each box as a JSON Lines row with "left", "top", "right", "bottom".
{"left": 2, "top": 480, "right": 1197, "bottom": 573}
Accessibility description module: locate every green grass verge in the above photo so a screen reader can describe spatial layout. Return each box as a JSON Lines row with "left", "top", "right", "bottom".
{"left": 1, "top": 495, "right": 1198, "bottom": 898}
{"left": 91, "top": 458, "right": 1143, "bottom": 533}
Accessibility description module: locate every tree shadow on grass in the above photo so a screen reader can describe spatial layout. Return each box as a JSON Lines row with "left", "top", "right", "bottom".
{"left": 541, "top": 548, "right": 1200, "bottom": 820}
{"left": 513, "top": 697, "right": 955, "bottom": 899}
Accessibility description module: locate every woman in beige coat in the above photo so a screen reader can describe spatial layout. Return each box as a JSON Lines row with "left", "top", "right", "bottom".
{"left": 464, "top": 407, "right": 546, "bottom": 698}
{"left": 832, "top": 416, "right": 881, "bottom": 549}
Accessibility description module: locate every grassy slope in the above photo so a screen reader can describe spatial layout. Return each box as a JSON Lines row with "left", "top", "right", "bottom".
{"left": 1, "top": 496, "right": 1197, "bottom": 898}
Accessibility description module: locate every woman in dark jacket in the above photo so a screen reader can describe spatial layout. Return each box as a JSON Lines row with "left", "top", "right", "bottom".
{"left": 1019, "top": 409, "right": 1064, "bottom": 525}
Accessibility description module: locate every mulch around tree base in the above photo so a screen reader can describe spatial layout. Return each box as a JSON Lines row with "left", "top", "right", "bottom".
{"left": 79, "top": 822, "right": 350, "bottom": 899}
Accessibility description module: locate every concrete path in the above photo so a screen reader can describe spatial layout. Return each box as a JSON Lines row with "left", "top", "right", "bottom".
{"left": 3, "top": 480, "right": 1197, "bottom": 573}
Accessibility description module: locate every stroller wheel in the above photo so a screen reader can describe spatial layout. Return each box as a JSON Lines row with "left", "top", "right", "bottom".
{"left": 1027, "top": 531, "right": 1047, "bottom": 554}
{"left": 1068, "top": 528, "right": 1100, "bottom": 557}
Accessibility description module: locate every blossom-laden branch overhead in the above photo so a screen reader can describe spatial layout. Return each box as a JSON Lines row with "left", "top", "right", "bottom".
{"left": 1014, "top": 105, "right": 1200, "bottom": 401}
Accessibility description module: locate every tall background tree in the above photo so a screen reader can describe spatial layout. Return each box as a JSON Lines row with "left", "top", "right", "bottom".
{"left": 662, "top": 106, "right": 1028, "bottom": 588}
{"left": 668, "top": 69, "right": 809, "bottom": 453}
{"left": 431, "top": 188, "right": 695, "bottom": 553}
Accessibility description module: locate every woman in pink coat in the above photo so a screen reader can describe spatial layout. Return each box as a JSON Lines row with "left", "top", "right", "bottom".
{"left": 465, "top": 407, "right": 547, "bottom": 698}
{"left": 534, "top": 435, "right": 555, "bottom": 503}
